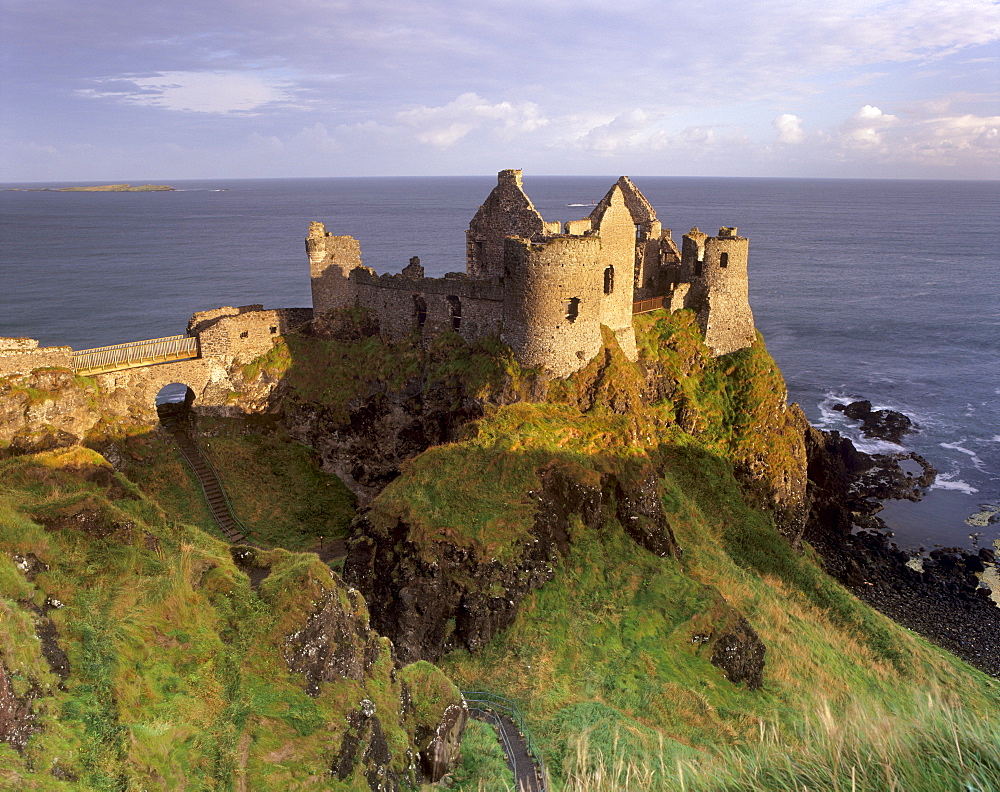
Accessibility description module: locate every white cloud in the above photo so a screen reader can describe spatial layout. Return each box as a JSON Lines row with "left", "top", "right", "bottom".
{"left": 839, "top": 104, "right": 899, "bottom": 148}
{"left": 77, "top": 70, "right": 302, "bottom": 114}
{"left": 397, "top": 93, "right": 548, "bottom": 148}
{"left": 773, "top": 114, "right": 805, "bottom": 144}
{"left": 575, "top": 109, "right": 666, "bottom": 152}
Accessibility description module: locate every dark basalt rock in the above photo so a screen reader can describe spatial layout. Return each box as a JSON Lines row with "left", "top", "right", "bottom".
{"left": 410, "top": 701, "right": 467, "bottom": 783}
{"left": 709, "top": 615, "right": 766, "bottom": 690}
{"left": 833, "top": 400, "right": 914, "bottom": 443}
{"left": 283, "top": 589, "right": 383, "bottom": 697}
{"left": 284, "top": 377, "right": 488, "bottom": 504}
{"left": 344, "top": 463, "right": 604, "bottom": 664}
{"left": 333, "top": 704, "right": 400, "bottom": 791}
{"left": 19, "top": 602, "right": 71, "bottom": 682}
{"left": 611, "top": 469, "right": 681, "bottom": 559}
{"left": 804, "top": 427, "right": 1000, "bottom": 677}
{"left": 0, "top": 663, "right": 39, "bottom": 753}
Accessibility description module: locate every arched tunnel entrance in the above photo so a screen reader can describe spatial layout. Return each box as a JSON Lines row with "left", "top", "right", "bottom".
{"left": 155, "top": 383, "right": 196, "bottom": 427}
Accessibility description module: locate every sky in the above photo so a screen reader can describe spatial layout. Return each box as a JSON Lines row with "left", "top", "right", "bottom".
{"left": 1, "top": 0, "right": 998, "bottom": 182}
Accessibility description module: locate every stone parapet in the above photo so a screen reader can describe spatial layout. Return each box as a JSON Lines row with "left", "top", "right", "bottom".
{"left": 0, "top": 338, "right": 40, "bottom": 351}
{"left": 0, "top": 345, "right": 73, "bottom": 378}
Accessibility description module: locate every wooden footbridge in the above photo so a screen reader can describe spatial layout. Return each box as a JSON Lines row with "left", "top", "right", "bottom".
{"left": 71, "top": 335, "right": 199, "bottom": 376}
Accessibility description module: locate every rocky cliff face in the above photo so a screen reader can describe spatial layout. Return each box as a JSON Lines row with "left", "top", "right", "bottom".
{"left": 344, "top": 463, "right": 605, "bottom": 664}
{"left": 803, "top": 425, "right": 1000, "bottom": 676}
{"left": 0, "top": 369, "right": 102, "bottom": 455}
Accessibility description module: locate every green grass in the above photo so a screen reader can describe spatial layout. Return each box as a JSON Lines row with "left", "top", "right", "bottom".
{"left": 113, "top": 419, "right": 356, "bottom": 551}
{"left": 197, "top": 418, "right": 356, "bottom": 549}
{"left": 0, "top": 448, "right": 462, "bottom": 790}
{"left": 450, "top": 718, "right": 516, "bottom": 791}
{"left": 559, "top": 690, "right": 1000, "bottom": 791}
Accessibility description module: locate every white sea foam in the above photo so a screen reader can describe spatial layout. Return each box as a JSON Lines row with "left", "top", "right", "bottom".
{"left": 852, "top": 437, "right": 906, "bottom": 454}
{"left": 940, "top": 441, "right": 987, "bottom": 471}
{"left": 931, "top": 474, "right": 979, "bottom": 495}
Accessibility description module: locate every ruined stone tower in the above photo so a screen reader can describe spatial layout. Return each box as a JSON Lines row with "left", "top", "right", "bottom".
{"left": 681, "top": 226, "right": 755, "bottom": 356}
{"left": 307, "top": 221, "right": 364, "bottom": 315}
{"left": 466, "top": 169, "right": 559, "bottom": 279}
{"left": 500, "top": 235, "right": 605, "bottom": 377}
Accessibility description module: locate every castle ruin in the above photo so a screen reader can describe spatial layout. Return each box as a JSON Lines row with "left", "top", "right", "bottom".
{"left": 307, "top": 170, "right": 755, "bottom": 376}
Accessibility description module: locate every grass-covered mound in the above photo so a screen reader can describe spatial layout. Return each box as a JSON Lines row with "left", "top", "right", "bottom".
{"left": 246, "top": 309, "right": 536, "bottom": 425}
{"left": 343, "top": 310, "right": 1000, "bottom": 789}
{"left": 0, "top": 447, "right": 462, "bottom": 790}
{"left": 115, "top": 417, "right": 355, "bottom": 550}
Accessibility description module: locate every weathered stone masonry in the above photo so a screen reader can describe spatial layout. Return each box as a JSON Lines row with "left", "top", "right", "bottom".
{"left": 0, "top": 169, "right": 756, "bottom": 435}
{"left": 307, "top": 170, "right": 756, "bottom": 377}
{"left": 0, "top": 306, "right": 312, "bottom": 431}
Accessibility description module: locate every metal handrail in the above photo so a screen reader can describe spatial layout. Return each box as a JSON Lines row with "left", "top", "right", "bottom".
{"left": 72, "top": 334, "right": 199, "bottom": 374}
{"left": 73, "top": 335, "right": 191, "bottom": 354}
{"left": 462, "top": 691, "right": 547, "bottom": 791}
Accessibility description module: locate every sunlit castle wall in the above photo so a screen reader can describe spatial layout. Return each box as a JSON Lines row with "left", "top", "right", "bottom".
{"left": 501, "top": 235, "right": 604, "bottom": 377}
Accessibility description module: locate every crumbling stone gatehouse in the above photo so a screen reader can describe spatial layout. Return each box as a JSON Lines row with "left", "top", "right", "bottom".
{"left": 308, "top": 169, "right": 756, "bottom": 376}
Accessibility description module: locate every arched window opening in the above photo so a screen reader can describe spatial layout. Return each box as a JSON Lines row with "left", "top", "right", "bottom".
{"left": 565, "top": 297, "right": 580, "bottom": 323}
{"left": 413, "top": 294, "right": 428, "bottom": 328}
{"left": 720, "top": 252, "right": 729, "bottom": 268}
{"left": 604, "top": 266, "right": 614, "bottom": 295}
{"left": 447, "top": 295, "right": 462, "bottom": 330}
{"left": 155, "top": 382, "right": 195, "bottom": 426}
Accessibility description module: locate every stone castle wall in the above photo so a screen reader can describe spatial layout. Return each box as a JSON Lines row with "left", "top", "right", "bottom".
{"left": 307, "top": 169, "right": 756, "bottom": 377}
{"left": 0, "top": 338, "right": 73, "bottom": 378}
{"left": 190, "top": 305, "right": 312, "bottom": 364}
{"left": 501, "top": 235, "right": 605, "bottom": 377}
{"left": 351, "top": 269, "right": 504, "bottom": 343}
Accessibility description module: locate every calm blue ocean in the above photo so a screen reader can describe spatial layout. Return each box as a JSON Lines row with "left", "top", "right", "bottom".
{"left": 1, "top": 176, "right": 997, "bottom": 551}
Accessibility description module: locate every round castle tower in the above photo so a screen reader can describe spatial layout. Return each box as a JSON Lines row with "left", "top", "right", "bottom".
{"left": 501, "top": 235, "right": 605, "bottom": 377}
{"left": 696, "top": 227, "right": 755, "bottom": 356}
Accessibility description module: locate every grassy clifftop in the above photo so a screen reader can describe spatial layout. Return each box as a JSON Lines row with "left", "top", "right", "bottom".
{"left": 0, "top": 447, "right": 461, "bottom": 790}
{"left": 334, "top": 309, "right": 1000, "bottom": 789}
{"left": 1, "top": 308, "right": 998, "bottom": 790}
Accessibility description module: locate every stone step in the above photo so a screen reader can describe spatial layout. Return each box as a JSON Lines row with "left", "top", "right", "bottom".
{"left": 167, "top": 425, "right": 255, "bottom": 548}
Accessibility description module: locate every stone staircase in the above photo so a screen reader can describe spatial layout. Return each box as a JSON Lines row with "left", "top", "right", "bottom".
{"left": 161, "top": 414, "right": 254, "bottom": 546}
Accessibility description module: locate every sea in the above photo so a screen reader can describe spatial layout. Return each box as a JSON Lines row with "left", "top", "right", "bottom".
{"left": 1, "top": 176, "right": 997, "bottom": 553}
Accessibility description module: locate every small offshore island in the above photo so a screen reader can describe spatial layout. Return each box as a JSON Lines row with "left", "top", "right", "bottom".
{"left": 0, "top": 171, "right": 998, "bottom": 790}
{"left": 5, "top": 183, "right": 175, "bottom": 192}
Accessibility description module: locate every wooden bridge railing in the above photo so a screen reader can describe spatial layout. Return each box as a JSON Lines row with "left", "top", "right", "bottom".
{"left": 72, "top": 335, "right": 199, "bottom": 375}
{"left": 632, "top": 296, "right": 666, "bottom": 314}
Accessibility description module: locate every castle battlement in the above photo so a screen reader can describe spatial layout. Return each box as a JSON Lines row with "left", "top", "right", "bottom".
{"left": 307, "top": 170, "right": 756, "bottom": 374}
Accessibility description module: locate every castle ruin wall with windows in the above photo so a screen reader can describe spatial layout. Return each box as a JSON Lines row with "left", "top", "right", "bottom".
{"left": 307, "top": 170, "right": 756, "bottom": 376}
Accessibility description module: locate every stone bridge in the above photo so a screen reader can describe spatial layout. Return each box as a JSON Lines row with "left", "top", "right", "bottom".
{"left": 0, "top": 305, "right": 312, "bottom": 433}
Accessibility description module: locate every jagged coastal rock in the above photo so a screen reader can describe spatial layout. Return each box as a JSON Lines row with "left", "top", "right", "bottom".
{"left": 833, "top": 399, "right": 915, "bottom": 443}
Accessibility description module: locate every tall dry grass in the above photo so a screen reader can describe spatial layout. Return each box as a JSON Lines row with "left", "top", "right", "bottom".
{"left": 559, "top": 689, "right": 1000, "bottom": 791}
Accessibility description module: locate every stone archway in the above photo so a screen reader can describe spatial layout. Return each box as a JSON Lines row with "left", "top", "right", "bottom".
{"left": 155, "top": 382, "right": 196, "bottom": 426}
